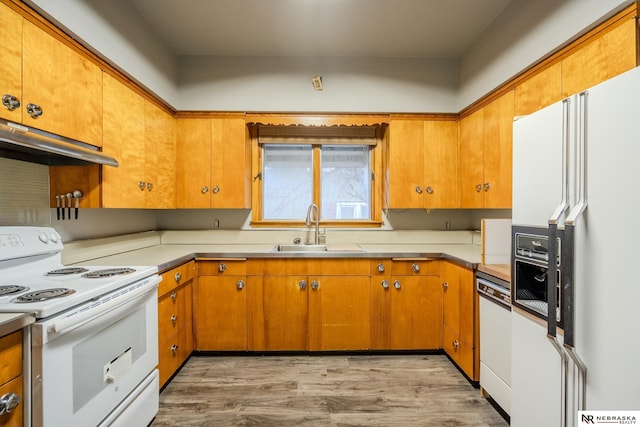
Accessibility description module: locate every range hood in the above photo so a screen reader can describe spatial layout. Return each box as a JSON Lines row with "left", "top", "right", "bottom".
{"left": 0, "top": 119, "right": 119, "bottom": 167}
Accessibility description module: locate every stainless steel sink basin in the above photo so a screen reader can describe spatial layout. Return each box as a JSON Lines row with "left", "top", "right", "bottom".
{"left": 274, "top": 244, "right": 327, "bottom": 252}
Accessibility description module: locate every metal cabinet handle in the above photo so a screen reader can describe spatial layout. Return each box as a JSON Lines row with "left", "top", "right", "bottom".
{"left": 443, "top": 282, "right": 449, "bottom": 291}
{"left": 415, "top": 186, "right": 423, "bottom": 194}
{"left": 425, "top": 186, "right": 433, "bottom": 194}
{"left": 201, "top": 186, "right": 209, "bottom": 194}
{"left": 453, "top": 340, "right": 460, "bottom": 350}
{"left": 26, "top": 103, "right": 43, "bottom": 118}
{"left": 0, "top": 392, "right": 21, "bottom": 416}
{"left": 138, "top": 181, "right": 145, "bottom": 190}
{"left": 377, "top": 263, "right": 385, "bottom": 273}
{"left": 170, "top": 291, "right": 177, "bottom": 301}
{"left": 170, "top": 314, "right": 177, "bottom": 324}
{"left": 381, "top": 279, "right": 389, "bottom": 290}
{"left": 411, "top": 263, "right": 420, "bottom": 273}
{"left": 146, "top": 182, "right": 153, "bottom": 191}
{"left": 299, "top": 280, "right": 307, "bottom": 290}
{"left": 484, "top": 182, "right": 491, "bottom": 192}
{"left": 393, "top": 280, "right": 401, "bottom": 290}
{"left": 475, "top": 184, "right": 482, "bottom": 192}
{"left": 212, "top": 185, "right": 220, "bottom": 194}
{"left": 2, "top": 94, "right": 20, "bottom": 111}
{"left": 174, "top": 272, "right": 182, "bottom": 283}
{"left": 170, "top": 344, "right": 178, "bottom": 354}
{"left": 236, "top": 280, "right": 245, "bottom": 290}
{"left": 218, "top": 263, "right": 227, "bottom": 272}
{"left": 311, "top": 280, "right": 319, "bottom": 291}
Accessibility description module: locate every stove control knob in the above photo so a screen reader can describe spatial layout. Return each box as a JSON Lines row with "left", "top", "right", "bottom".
{"left": 38, "top": 233, "right": 49, "bottom": 244}
{"left": 49, "top": 232, "right": 59, "bottom": 243}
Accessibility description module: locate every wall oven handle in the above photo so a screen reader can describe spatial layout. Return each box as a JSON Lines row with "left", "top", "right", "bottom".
{"left": 47, "top": 275, "right": 161, "bottom": 336}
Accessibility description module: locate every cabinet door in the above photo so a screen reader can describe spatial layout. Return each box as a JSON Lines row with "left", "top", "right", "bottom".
{"left": 387, "top": 119, "right": 425, "bottom": 208}
{"left": 144, "top": 101, "right": 176, "bottom": 209}
{"left": 196, "top": 276, "right": 247, "bottom": 350}
{"left": 176, "top": 118, "right": 212, "bottom": 208}
{"left": 22, "top": 20, "right": 103, "bottom": 147}
{"left": 308, "top": 276, "right": 370, "bottom": 351}
{"left": 390, "top": 275, "right": 442, "bottom": 350}
{"left": 423, "top": 120, "right": 459, "bottom": 208}
{"left": 0, "top": 2, "right": 22, "bottom": 122}
{"left": 102, "top": 74, "right": 146, "bottom": 208}
{"left": 370, "top": 274, "right": 392, "bottom": 350}
{"left": 211, "top": 117, "right": 249, "bottom": 208}
{"left": 482, "top": 91, "right": 513, "bottom": 209}
{"left": 247, "top": 275, "right": 308, "bottom": 351}
{"left": 562, "top": 16, "right": 637, "bottom": 98}
{"left": 458, "top": 109, "right": 484, "bottom": 208}
{"left": 514, "top": 61, "right": 563, "bottom": 116}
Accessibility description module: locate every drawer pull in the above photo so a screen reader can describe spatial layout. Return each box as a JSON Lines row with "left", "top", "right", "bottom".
{"left": 453, "top": 340, "right": 460, "bottom": 350}
{"left": 170, "top": 344, "right": 178, "bottom": 354}
{"left": 218, "top": 263, "right": 227, "bottom": 273}
{"left": 170, "top": 291, "right": 177, "bottom": 301}
{"left": 0, "top": 392, "right": 21, "bottom": 416}
{"left": 170, "top": 314, "right": 177, "bottom": 324}
{"left": 237, "top": 280, "right": 245, "bottom": 290}
{"left": 174, "top": 272, "right": 182, "bottom": 283}
{"left": 377, "top": 263, "right": 385, "bottom": 273}
{"left": 411, "top": 263, "right": 420, "bottom": 273}
{"left": 393, "top": 280, "right": 401, "bottom": 290}
{"left": 381, "top": 279, "right": 389, "bottom": 290}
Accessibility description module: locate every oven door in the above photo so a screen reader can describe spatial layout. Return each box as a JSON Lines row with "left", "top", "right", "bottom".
{"left": 30, "top": 276, "right": 159, "bottom": 427}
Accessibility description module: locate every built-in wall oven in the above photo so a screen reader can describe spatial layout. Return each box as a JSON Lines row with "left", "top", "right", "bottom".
{"left": 511, "top": 225, "right": 562, "bottom": 326}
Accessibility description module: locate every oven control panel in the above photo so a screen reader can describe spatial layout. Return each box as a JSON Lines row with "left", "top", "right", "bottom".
{"left": 0, "top": 226, "right": 63, "bottom": 261}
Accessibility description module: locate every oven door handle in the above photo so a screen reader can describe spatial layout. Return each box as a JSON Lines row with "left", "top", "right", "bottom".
{"left": 47, "top": 275, "right": 160, "bottom": 336}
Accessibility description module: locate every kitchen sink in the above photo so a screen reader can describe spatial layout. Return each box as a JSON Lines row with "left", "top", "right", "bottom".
{"left": 274, "top": 244, "right": 328, "bottom": 252}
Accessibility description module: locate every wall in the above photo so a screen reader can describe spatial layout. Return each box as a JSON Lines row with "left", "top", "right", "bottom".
{"left": 23, "top": 0, "right": 633, "bottom": 112}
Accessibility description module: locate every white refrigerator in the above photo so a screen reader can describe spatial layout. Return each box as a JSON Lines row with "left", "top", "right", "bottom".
{"left": 511, "top": 66, "right": 640, "bottom": 427}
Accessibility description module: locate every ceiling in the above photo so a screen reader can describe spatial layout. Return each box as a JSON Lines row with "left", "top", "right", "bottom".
{"left": 128, "top": 0, "right": 513, "bottom": 58}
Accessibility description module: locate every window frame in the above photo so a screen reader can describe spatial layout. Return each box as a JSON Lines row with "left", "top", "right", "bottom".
{"left": 249, "top": 126, "right": 384, "bottom": 228}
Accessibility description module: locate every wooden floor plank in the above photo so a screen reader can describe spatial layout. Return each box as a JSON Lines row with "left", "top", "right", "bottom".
{"left": 151, "top": 354, "right": 508, "bottom": 427}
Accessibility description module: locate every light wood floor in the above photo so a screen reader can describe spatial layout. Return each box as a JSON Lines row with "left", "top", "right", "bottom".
{"left": 151, "top": 354, "right": 509, "bottom": 426}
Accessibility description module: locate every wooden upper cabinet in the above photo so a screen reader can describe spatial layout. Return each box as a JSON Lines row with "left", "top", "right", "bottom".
{"left": 514, "top": 61, "right": 563, "bottom": 117}
{"left": 102, "top": 74, "right": 146, "bottom": 208}
{"left": 22, "top": 20, "right": 103, "bottom": 147}
{"left": 482, "top": 91, "right": 513, "bottom": 209}
{"left": 0, "top": 2, "right": 23, "bottom": 122}
{"left": 144, "top": 101, "right": 176, "bottom": 209}
{"left": 176, "top": 115, "right": 249, "bottom": 208}
{"left": 388, "top": 118, "right": 458, "bottom": 209}
{"left": 562, "top": 14, "right": 638, "bottom": 98}
{"left": 459, "top": 91, "right": 513, "bottom": 209}
{"left": 459, "top": 109, "right": 484, "bottom": 209}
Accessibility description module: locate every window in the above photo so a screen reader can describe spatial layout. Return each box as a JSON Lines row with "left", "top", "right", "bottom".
{"left": 252, "top": 124, "right": 382, "bottom": 226}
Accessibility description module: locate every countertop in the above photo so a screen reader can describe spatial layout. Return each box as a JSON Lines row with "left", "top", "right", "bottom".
{"left": 476, "top": 263, "right": 511, "bottom": 283}
{"left": 74, "top": 243, "right": 483, "bottom": 273}
{"left": 0, "top": 312, "right": 35, "bottom": 337}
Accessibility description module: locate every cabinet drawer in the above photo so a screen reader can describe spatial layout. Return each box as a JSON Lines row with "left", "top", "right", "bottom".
{"left": 0, "top": 375, "right": 23, "bottom": 427}
{"left": 0, "top": 331, "right": 22, "bottom": 386}
{"left": 370, "top": 259, "right": 391, "bottom": 276}
{"left": 198, "top": 259, "right": 246, "bottom": 276}
{"left": 159, "top": 261, "right": 195, "bottom": 296}
{"left": 391, "top": 258, "right": 440, "bottom": 276}
{"left": 158, "top": 336, "right": 182, "bottom": 387}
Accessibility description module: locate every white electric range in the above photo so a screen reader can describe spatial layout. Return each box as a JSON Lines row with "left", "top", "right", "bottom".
{"left": 0, "top": 226, "right": 161, "bottom": 427}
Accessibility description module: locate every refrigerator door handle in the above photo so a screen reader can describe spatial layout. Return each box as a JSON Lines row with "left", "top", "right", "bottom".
{"left": 566, "top": 91, "right": 588, "bottom": 226}
{"left": 547, "top": 98, "right": 572, "bottom": 226}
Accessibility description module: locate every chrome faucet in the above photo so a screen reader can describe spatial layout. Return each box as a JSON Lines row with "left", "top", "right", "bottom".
{"left": 305, "top": 203, "right": 320, "bottom": 244}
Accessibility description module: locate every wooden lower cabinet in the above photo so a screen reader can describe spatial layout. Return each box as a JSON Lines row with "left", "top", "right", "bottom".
{"left": 0, "top": 330, "right": 23, "bottom": 427}
{"left": 195, "top": 259, "right": 247, "bottom": 351}
{"left": 442, "top": 261, "right": 478, "bottom": 380}
{"left": 247, "top": 275, "right": 308, "bottom": 351}
{"left": 247, "top": 259, "right": 370, "bottom": 351}
{"left": 371, "top": 259, "right": 443, "bottom": 350}
{"left": 158, "top": 261, "right": 195, "bottom": 388}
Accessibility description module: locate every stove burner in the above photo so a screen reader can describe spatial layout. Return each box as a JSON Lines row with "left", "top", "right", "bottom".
{"left": 0, "top": 285, "right": 29, "bottom": 297}
{"left": 12, "top": 288, "right": 75, "bottom": 303}
{"left": 46, "top": 267, "right": 90, "bottom": 276}
{"left": 82, "top": 268, "right": 136, "bottom": 279}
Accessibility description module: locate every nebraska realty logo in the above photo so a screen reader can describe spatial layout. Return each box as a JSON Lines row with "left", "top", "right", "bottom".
{"left": 579, "top": 411, "right": 639, "bottom": 425}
